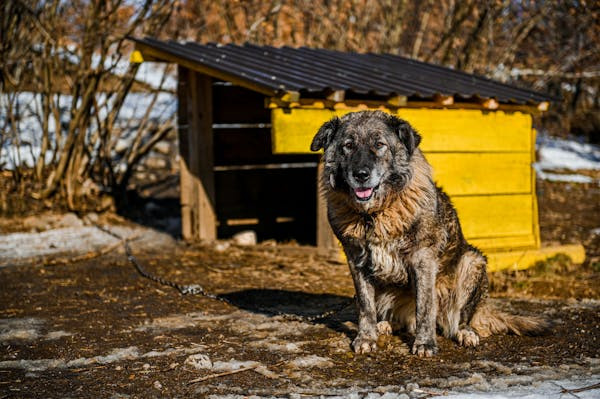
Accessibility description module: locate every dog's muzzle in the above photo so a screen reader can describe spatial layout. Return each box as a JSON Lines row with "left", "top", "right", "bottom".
{"left": 351, "top": 168, "right": 378, "bottom": 201}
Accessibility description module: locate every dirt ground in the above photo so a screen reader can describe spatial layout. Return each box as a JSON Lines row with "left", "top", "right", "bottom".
{"left": 1, "top": 177, "right": 599, "bottom": 398}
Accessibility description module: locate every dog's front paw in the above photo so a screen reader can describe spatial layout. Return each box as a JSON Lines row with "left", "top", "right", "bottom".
{"left": 456, "top": 326, "right": 480, "bottom": 347}
{"left": 352, "top": 334, "right": 378, "bottom": 354}
{"left": 411, "top": 339, "right": 438, "bottom": 357}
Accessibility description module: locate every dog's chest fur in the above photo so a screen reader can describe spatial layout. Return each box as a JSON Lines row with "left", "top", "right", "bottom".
{"left": 367, "top": 239, "right": 411, "bottom": 284}
{"left": 337, "top": 211, "right": 417, "bottom": 286}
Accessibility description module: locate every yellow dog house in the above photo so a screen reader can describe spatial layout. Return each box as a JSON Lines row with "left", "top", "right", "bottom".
{"left": 131, "top": 38, "right": 584, "bottom": 270}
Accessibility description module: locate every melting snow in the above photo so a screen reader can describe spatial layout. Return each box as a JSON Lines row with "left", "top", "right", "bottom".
{"left": 287, "top": 355, "right": 333, "bottom": 369}
{"left": 428, "top": 376, "right": 600, "bottom": 399}
{"left": 536, "top": 135, "right": 600, "bottom": 171}
{"left": 0, "top": 221, "right": 175, "bottom": 267}
{"left": 0, "top": 345, "right": 207, "bottom": 372}
{"left": 535, "top": 134, "right": 600, "bottom": 183}
{"left": 0, "top": 317, "right": 72, "bottom": 342}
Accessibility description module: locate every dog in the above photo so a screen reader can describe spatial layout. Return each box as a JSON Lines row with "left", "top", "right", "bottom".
{"left": 311, "top": 110, "right": 549, "bottom": 357}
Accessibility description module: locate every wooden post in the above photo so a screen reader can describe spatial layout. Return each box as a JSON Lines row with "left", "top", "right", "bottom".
{"left": 178, "top": 67, "right": 216, "bottom": 241}
{"left": 316, "top": 162, "right": 338, "bottom": 253}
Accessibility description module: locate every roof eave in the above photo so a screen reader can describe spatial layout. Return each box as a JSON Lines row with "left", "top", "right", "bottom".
{"left": 131, "top": 38, "right": 279, "bottom": 98}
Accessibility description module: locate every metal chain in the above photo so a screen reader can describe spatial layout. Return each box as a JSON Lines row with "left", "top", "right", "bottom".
{"left": 92, "top": 222, "right": 354, "bottom": 323}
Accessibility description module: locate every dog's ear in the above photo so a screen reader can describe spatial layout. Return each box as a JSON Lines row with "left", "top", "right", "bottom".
{"left": 389, "top": 115, "right": 421, "bottom": 155}
{"left": 311, "top": 117, "right": 340, "bottom": 151}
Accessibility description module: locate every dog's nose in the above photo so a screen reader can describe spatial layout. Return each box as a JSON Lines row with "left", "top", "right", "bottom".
{"left": 353, "top": 168, "right": 370, "bottom": 182}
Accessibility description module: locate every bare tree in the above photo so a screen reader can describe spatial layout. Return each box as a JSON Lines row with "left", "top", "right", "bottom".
{"left": 1, "top": 0, "right": 177, "bottom": 210}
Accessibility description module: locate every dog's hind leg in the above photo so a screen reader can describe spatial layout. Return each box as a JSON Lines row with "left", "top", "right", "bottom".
{"left": 439, "top": 247, "right": 488, "bottom": 347}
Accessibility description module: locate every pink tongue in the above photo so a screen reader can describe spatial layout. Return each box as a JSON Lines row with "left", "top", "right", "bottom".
{"left": 354, "top": 187, "right": 373, "bottom": 199}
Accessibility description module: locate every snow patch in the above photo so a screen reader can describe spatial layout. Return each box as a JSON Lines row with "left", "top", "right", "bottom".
{"left": 44, "top": 330, "right": 73, "bottom": 340}
{"left": 0, "top": 345, "right": 207, "bottom": 371}
{"left": 287, "top": 355, "right": 333, "bottom": 369}
{"left": 536, "top": 135, "right": 600, "bottom": 171}
{"left": 429, "top": 376, "right": 600, "bottom": 399}
{"left": 251, "top": 340, "right": 303, "bottom": 353}
{"left": 535, "top": 134, "right": 600, "bottom": 183}
{"left": 134, "top": 311, "right": 242, "bottom": 332}
{"left": 0, "top": 224, "right": 175, "bottom": 267}
{"left": 0, "top": 328, "right": 40, "bottom": 341}
{"left": 0, "top": 317, "right": 71, "bottom": 342}
{"left": 0, "top": 91, "right": 175, "bottom": 170}
{"left": 533, "top": 166, "right": 594, "bottom": 183}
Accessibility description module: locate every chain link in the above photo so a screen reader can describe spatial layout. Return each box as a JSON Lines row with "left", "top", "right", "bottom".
{"left": 92, "top": 222, "right": 354, "bottom": 323}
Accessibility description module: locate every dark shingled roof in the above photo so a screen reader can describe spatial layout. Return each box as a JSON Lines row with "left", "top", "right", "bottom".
{"left": 131, "top": 37, "right": 555, "bottom": 105}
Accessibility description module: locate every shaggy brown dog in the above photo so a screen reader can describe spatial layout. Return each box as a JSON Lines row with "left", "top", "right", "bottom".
{"left": 311, "top": 110, "right": 549, "bottom": 357}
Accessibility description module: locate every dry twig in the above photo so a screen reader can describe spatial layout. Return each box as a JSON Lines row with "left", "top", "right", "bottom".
{"left": 188, "top": 364, "right": 260, "bottom": 384}
{"left": 561, "top": 382, "right": 600, "bottom": 395}
{"left": 188, "top": 361, "right": 284, "bottom": 384}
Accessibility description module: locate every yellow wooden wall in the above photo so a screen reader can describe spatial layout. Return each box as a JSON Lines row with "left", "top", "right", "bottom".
{"left": 271, "top": 107, "right": 540, "bottom": 252}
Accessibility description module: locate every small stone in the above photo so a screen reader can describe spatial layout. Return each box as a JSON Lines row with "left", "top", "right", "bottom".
{"left": 153, "top": 380, "right": 162, "bottom": 390}
{"left": 142, "top": 363, "right": 151, "bottom": 370}
{"left": 214, "top": 241, "right": 231, "bottom": 252}
{"left": 184, "top": 353, "right": 213, "bottom": 370}
{"left": 405, "top": 382, "right": 419, "bottom": 392}
{"left": 232, "top": 230, "right": 257, "bottom": 246}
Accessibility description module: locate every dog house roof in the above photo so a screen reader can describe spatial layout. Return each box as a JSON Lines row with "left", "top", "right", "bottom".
{"left": 131, "top": 37, "right": 555, "bottom": 106}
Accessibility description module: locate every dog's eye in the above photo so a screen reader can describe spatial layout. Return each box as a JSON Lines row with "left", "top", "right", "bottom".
{"left": 343, "top": 142, "right": 354, "bottom": 151}
{"left": 375, "top": 141, "right": 386, "bottom": 150}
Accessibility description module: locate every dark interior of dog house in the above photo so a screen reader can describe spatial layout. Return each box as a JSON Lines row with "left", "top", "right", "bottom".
{"left": 211, "top": 82, "right": 319, "bottom": 244}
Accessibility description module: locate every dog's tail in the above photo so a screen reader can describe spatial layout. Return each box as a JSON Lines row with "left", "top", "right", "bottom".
{"left": 470, "top": 303, "right": 551, "bottom": 338}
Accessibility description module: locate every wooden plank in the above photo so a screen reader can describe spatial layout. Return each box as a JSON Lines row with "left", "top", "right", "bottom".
{"left": 178, "top": 68, "right": 216, "bottom": 241}
{"left": 316, "top": 162, "right": 338, "bottom": 251}
{"left": 177, "top": 67, "right": 193, "bottom": 239}
{"left": 267, "top": 98, "right": 542, "bottom": 115}
{"left": 271, "top": 108, "right": 343, "bottom": 154}
{"left": 327, "top": 90, "right": 345, "bottom": 102}
{"left": 486, "top": 244, "right": 586, "bottom": 271}
{"left": 470, "top": 235, "right": 539, "bottom": 252}
{"left": 480, "top": 98, "right": 499, "bottom": 110}
{"left": 428, "top": 152, "right": 533, "bottom": 196}
{"left": 397, "top": 108, "right": 532, "bottom": 153}
{"left": 434, "top": 94, "right": 454, "bottom": 106}
{"left": 530, "top": 127, "right": 541, "bottom": 249}
{"left": 271, "top": 108, "right": 533, "bottom": 154}
{"left": 387, "top": 95, "right": 407, "bottom": 107}
{"left": 192, "top": 71, "right": 216, "bottom": 240}
{"left": 453, "top": 194, "right": 536, "bottom": 245}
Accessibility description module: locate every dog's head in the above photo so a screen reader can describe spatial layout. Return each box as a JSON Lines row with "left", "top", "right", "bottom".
{"left": 311, "top": 110, "right": 421, "bottom": 210}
